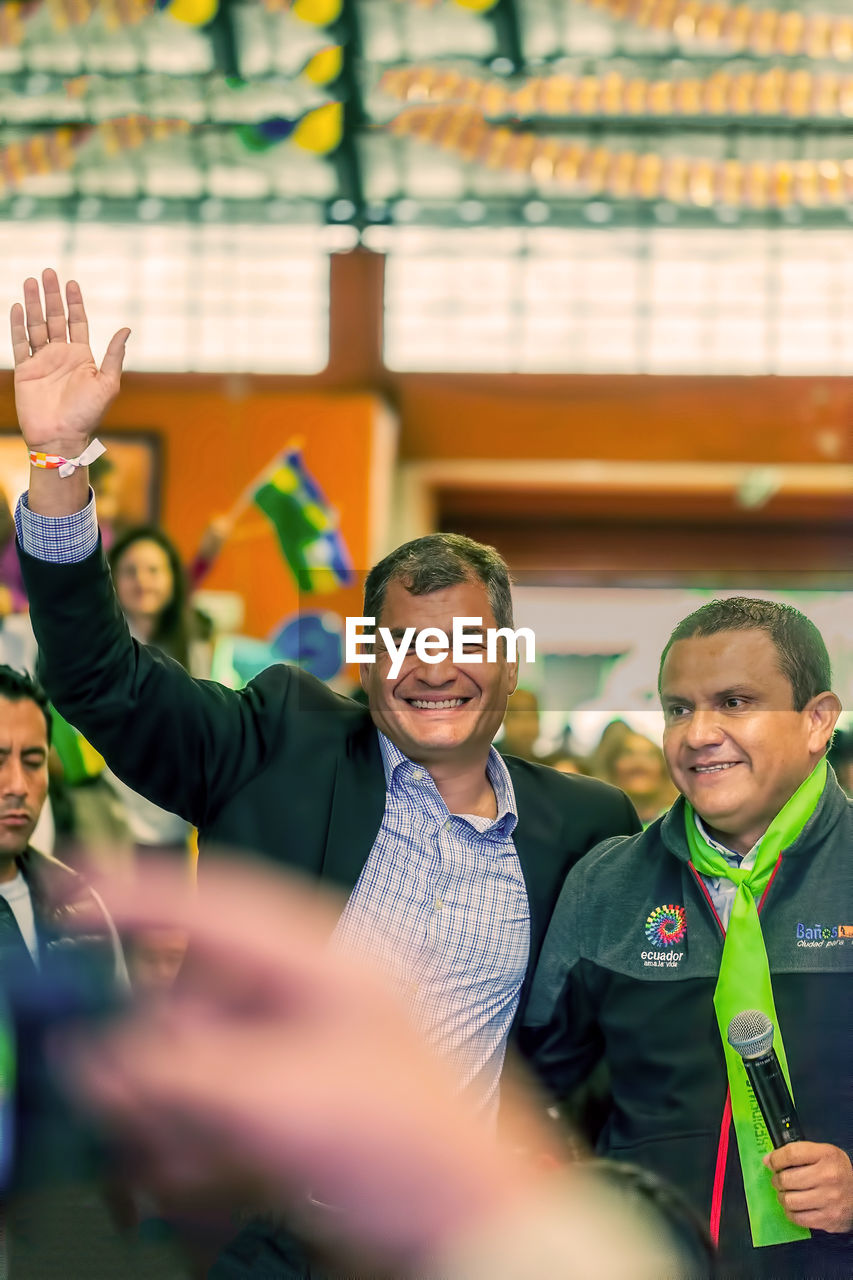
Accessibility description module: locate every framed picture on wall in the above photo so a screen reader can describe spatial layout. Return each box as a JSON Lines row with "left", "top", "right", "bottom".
{"left": 0, "top": 431, "right": 162, "bottom": 532}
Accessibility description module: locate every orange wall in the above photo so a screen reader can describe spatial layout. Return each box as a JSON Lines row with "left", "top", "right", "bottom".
{"left": 1, "top": 374, "right": 380, "bottom": 639}
{"left": 394, "top": 374, "right": 853, "bottom": 465}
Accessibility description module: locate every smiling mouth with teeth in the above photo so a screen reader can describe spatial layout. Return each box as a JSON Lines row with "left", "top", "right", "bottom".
{"left": 693, "top": 762, "right": 741, "bottom": 773}
{"left": 408, "top": 698, "right": 468, "bottom": 710}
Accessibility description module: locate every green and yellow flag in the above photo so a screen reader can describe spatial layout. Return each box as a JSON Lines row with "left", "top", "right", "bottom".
{"left": 253, "top": 448, "right": 353, "bottom": 595}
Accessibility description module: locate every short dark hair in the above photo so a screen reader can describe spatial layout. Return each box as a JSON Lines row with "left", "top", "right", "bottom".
{"left": 0, "top": 665, "right": 52, "bottom": 744}
{"left": 363, "top": 533, "right": 514, "bottom": 631}
{"left": 659, "top": 597, "right": 831, "bottom": 712}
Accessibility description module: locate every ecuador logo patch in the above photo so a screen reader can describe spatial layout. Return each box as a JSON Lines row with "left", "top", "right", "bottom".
{"left": 645, "top": 903, "right": 687, "bottom": 949}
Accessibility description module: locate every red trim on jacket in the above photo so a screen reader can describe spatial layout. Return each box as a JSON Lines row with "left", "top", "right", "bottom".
{"left": 710, "top": 1088, "right": 733, "bottom": 1246}
{"left": 757, "top": 855, "right": 782, "bottom": 912}
{"left": 690, "top": 864, "right": 726, "bottom": 933}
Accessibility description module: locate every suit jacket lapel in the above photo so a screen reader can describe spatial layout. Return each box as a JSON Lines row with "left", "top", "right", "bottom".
{"left": 506, "top": 762, "right": 567, "bottom": 1024}
{"left": 322, "top": 720, "right": 387, "bottom": 895}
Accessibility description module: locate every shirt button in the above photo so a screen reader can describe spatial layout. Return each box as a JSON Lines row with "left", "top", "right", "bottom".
{"left": 412, "top": 769, "right": 425, "bottom": 782}
{"left": 434, "top": 898, "right": 443, "bottom": 912}
{"left": 442, "top": 819, "right": 451, "bottom": 831}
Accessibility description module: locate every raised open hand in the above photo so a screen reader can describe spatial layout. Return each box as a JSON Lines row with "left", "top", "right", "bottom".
{"left": 10, "top": 268, "right": 130, "bottom": 456}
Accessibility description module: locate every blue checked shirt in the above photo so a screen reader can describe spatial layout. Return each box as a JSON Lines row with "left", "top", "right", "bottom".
{"left": 16, "top": 490, "right": 99, "bottom": 563}
{"left": 16, "top": 492, "right": 531, "bottom": 1113}
{"left": 334, "top": 735, "right": 529, "bottom": 1115}
{"left": 694, "top": 813, "right": 759, "bottom": 931}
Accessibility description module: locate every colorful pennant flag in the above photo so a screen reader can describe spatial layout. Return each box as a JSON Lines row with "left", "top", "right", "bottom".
{"left": 390, "top": 103, "right": 853, "bottom": 209}
{"left": 253, "top": 449, "right": 353, "bottom": 594}
{"left": 0, "top": 127, "right": 81, "bottom": 196}
{"left": 380, "top": 64, "right": 853, "bottom": 122}
{"left": 0, "top": 116, "right": 191, "bottom": 199}
{"left": 575, "top": 0, "right": 853, "bottom": 63}
{"left": 235, "top": 101, "right": 343, "bottom": 155}
{"left": 155, "top": 0, "right": 219, "bottom": 24}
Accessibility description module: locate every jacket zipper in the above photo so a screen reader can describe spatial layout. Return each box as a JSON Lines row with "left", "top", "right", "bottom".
{"left": 688, "top": 854, "right": 783, "bottom": 1247}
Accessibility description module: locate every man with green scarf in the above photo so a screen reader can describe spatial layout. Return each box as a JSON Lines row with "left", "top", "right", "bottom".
{"left": 522, "top": 597, "right": 852, "bottom": 1278}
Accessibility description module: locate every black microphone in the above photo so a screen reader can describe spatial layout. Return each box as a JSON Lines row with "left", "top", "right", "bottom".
{"left": 727, "top": 1010, "right": 804, "bottom": 1148}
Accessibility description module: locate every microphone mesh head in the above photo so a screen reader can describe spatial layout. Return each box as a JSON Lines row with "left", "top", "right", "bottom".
{"left": 727, "top": 1009, "right": 774, "bottom": 1059}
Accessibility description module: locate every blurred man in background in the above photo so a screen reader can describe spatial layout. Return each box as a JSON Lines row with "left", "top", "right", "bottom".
{"left": 0, "top": 664, "right": 123, "bottom": 984}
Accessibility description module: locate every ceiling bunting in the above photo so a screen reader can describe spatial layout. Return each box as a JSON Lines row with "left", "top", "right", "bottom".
{"left": 0, "top": 114, "right": 190, "bottom": 196}
{"left": 42, "top": 0, "right": 96, "bottom": 28}
{"left": 0, "top": 0, "right": 209, "bottom": 40}
{"left": 391, "top": 104, "right": 853, "bottom": 208}
{"left": 303, "top": 44, "right": 344, "bottom": 85}
{"left": 380, "top": 65, "right": 853, "bottom": 120}
{"left": 155, "top": 0, "right": 219, "bottom": 23}
{"left": 0, "top": 2, "right": 41, "bottom": 46}
{"left": 578, "top": 0, "right": 853, "bottom": 63}
{"left": 59, "top": 40, "right": 344, "bottom": 114}
{"left": 235, "top": 100, "right": 343, "bottom": 153}
{"left": 41, "top": 0, "right": 153, "bottom": 29}
{"left": 280, "top": 0, "right": 496, "bottom": 9}
{"left": 95, "top": 113, "right": 192, "bottom": 153}
{"left": 388, "top": 0, "right": 498, "bottom": 8}
{"left": 260, "top": 0, "right": 343, "bottom": 23}
{"left": 227, "top": 40, "right": 344, "bottom": 89}
{"left": 0, "top": 125, "right": 80, "bottom": 195}
{"left": 104, "top": 0, "right": 154, "bottom": 26}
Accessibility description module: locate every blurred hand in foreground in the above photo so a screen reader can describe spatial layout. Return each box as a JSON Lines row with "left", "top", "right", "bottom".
{"left": 57, "top": 858, "right": 686, "bottom": 1278}
{"left": 58, "top": 859, "right": 525, "bottom": 1272}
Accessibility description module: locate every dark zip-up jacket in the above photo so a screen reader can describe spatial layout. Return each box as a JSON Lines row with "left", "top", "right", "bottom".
{"left": 521, "top": 775, "right": 853, "bottom": 1278}
{"left": 15, "top": 845, "right": 126, "bottom": 984}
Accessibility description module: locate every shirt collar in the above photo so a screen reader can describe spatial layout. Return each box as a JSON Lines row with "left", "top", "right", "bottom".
{"left": 378, "top": 732, "right": 518, "bottom": 836}
{"left": 378, "top": 732, "right": 413, "bottom": 786}
{"left": 694, "top": 813, "right": 761, "bottom": 869}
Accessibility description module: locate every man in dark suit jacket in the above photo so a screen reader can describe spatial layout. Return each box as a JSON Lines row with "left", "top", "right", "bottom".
{"left": 10, "top": 269, "right": 639, "bottom": 1276}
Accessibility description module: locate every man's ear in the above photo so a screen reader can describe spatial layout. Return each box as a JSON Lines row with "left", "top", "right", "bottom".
{"left": 506, "top": 661, "right": 519, "bottom": 697}
{"left": 806, "top": 690, "right": 842, "bottom": 755}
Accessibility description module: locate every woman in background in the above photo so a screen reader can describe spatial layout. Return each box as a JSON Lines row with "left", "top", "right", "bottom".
{"left": 100, "top": 526, "right": 212, "bottom": 856}
{"left": 57, "top": 526, "right": 209, "bottom": 864}
{"left": 110, "top": 526, "right": 196, "bottom": 668}
{"left": 603, "top": 732, "right": 677, "bottom": 827}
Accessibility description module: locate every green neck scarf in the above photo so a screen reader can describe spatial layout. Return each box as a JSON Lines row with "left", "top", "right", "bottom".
{"left": 684, "top": 757, "right": 827, "bottom": 1248}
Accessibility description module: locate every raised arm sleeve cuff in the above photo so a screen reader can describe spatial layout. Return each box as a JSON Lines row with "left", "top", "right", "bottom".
{"left": 15, "top": 490, "right": 99, "bottom": 563}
